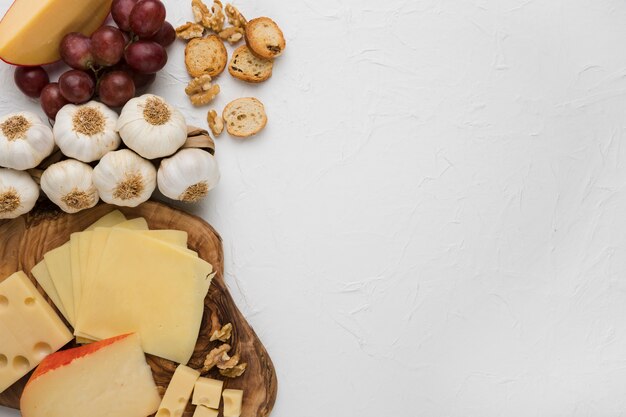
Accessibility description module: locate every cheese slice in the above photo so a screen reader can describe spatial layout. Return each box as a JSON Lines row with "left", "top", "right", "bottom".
{"left": 192, "top": 378, "right": 224, "bottom": 409}
{"left": 31, "top": 261, "right": 69, "bottom": 323}
{"left": 0, "top": 0, "right": 113, "bottom": 66}
{"left": 75, "top": 229, "right": 214, "bottom": 364}
{"left": 156, "top": 365, "right": 200, "bottom": 417}
{"left": 222, "top": 389, "right": 244, "bottom": 417}
{"left": 43, "top": 244, "right": 75, "bottom": 325}
{"left": 0, "top": 271, "right": 72, "bottom": 393}
{"left": 31, "top": 211, "right": 127, "bottom": 325}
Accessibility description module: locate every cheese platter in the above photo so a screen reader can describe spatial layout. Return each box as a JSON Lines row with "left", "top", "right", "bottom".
{"left": 0, "top": 200, "right": 278, "bottom": 417}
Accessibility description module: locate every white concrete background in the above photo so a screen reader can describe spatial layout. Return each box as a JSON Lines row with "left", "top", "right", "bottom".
{"left": 2, "top": 0, "right": 626, "bottom": 416}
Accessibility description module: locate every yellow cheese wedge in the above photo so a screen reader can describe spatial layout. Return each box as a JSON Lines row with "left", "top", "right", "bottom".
{"left": 156, "top": 365, "right": 200, "bottom": 417}
{"left": 0, "top": 0, "right": 113, "bottom": 66}
{"left": 0, "top": 271, "right": 72, "bottom": 393}
{"left": 75, "top": 229, "right": 214, "bottom": 364}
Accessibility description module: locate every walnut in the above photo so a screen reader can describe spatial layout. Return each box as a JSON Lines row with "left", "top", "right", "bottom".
{"left": 218, "top": 27, "right": 244, "bottom": 44}
{"left": 219, "top": 362, "right": 247, "bottom": 378}
{"left": 217, "top": 353, "right": 240, "bottom": 370}
{"left": 193, "top": 0, "right": 225, "bottom": 32}
{"left": 207, "top": 110, "right": 224, "bottom": 137}
{"left": 225, "top": 3, "right": 247, "bottom": 28}
{"left": 185, "top": 75, "right": 220, "bottom": 106}
{"left": 176, "top": 22, "right": 205, "bottom": 40}
{"left": 202, "top": 344, "right": 232, "bottom": 372}
{"left": 210, "top": 322, "right": 232, "bottom": 341}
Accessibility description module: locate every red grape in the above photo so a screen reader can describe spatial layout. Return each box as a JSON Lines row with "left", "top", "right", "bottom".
{"left": 150, "top": 21, "right": 175, "bottom": 47}
{"left": 40, "top": 83, "right": 69, "bottom": 120}
{"left": 124, "top": 41, "right": 167, "bottom": 73}
{"left": 111, "top": 0, "right": 139, "bottom": 32}
{"left": 98, "top": 71, "right": 136, "bottom": 107}
{"left": 58, "top": 70, "right": 95, "bottom": 104}
{"left": 60, "top": 33, "right": 95, "bottom": 70}
{"left": 130, "top": 0, "right": 166, "bottom": 39}
{"left": 91, "top": 26, "right": 126, "bottom": 66}
{"left": 132, "top": 71, "right": 156, "bottom": 89}
{"left": 14, "top": 66, "right": 49, "bottom": 98}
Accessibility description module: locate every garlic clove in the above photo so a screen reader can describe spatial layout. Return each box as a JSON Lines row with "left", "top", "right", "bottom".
{"left": 157, "top": 148, "right": 220, "bottom": 203}
{"left": 0, "top": 168, "right": 39, "bottom": 219}
{"left": 117, "top": 94, "right": 188, "bottom": 160}
{"left": 40, "top": 159, "right": 99, "bottom": 214}
{"left": 53, "top": 101, "right": 121, "bottom": 163}
{"left": 0, "top": 112, "right": 54, "bottom": 170}
{"left": 93, "top": 149, "right": 157, "bottom": 207}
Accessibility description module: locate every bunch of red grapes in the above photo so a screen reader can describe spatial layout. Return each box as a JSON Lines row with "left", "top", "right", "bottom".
{"left": 13, "top": 0, "right": 175, "bottom": 119}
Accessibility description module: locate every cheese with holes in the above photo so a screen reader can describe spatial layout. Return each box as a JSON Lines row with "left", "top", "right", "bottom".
{"left": 0, "top": 271, "right": 72, "bottom": 393}
{"left": 0, "top": 0, "right": 113, "bottom": 66}
{"left": 75, "top": 228, "right": 214, "bottom": 363}
{"left": 193, "top": 406, "right": 219, "bottom": 417}
{"left": 20, "top": 333, "right": 160, "bottom": 417}
{"left": 222, "top": 389, "right": 244, "bottom": 417}
{"left": 156, "top": 365, "right": 200, "bottom": 417}
{"left": 192, "top": 377, "right": 224, "bottom": 409}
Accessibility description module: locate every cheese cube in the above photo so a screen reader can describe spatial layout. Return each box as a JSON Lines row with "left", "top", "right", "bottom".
{"left": 156, "top": 365, "right": 200, "bottom": 417}
{"left": 193, "top": 405, "right": 219, "bottom": 417}
{"left": 192, "top": 378, "right": 224, "bottom": 409}
{"left": 222, "top": 389, "right": 244, "bottom": 417}
{"left": 0, "top": 271, "right": 72, "bottom": 393}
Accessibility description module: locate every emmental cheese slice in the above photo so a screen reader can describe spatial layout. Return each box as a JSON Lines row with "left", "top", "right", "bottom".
{"left": 75, "top": 229, "right": 214, "bottom": 364}
{"left": 31, "top": 261, "right": 69, "bottom": 323}
{"left": 156, "top": 365, "right": 200, "bottom": 417}
{"left": 0, "top": 0, "right": 113, "bottom": 66}
{"left": 0, "top": 271, "right": 72, "bottom": 393}
{"left": 192, "top": 377, "right": 224, "bottom": 409}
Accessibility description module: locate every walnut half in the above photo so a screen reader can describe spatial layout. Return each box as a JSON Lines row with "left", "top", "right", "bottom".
{"left": 225, "top": 3, "right": 247, "bottom": 28}
{"left": 207, "top": 110, "right": 224, "bottom": 137}
{"left": 193, "top": 0, "right": 225, "bottom": 32}
{"left": 210, "top": 322, "right": 232, "bottom": 341}
{"left": 218, "top": 27, "right": 244, "bottom": 44}
{"left": 185, "top": 75, "right": 220, "bottom": 106}
{"left": 176, "top": 22, "right": 205, "bottom": 40}
{"left": 202, "top": 344, "right": 231, "bottom": 373}
{"left": 220, "top": 362, "right": 248, "bottom": 378}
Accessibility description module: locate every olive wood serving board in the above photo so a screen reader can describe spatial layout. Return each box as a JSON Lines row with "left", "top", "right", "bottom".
{"left": 0, "top": 200, "right": 277, "bottom": 417}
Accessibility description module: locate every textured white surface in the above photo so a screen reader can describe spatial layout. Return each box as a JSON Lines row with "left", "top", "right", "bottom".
{"left": 2, "top": 0, "right": 626, "bottom": 416}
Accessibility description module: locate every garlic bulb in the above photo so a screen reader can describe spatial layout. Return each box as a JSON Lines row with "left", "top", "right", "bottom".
{"left": 158, "top": 149, "right": 220, "bottom": 202}
{"left": 117, "top": 94, "right": 187, "bottom": 159}
{"left": 0, "top": 168, "right": 39, "bottom": 219}
{"left": 53, "top": 101, "right": 120, "bottom": 163}
{"left": 93, "top": 149, "right": 156, "bottom": 207}
{"left": 0, "top": 112, "right": 54, "bottom": 170}
{"left": 41, "top": 160, "right": 99, "bottom": 213}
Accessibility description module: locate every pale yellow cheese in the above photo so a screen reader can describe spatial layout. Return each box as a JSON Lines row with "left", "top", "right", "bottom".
{"left": 222, "top": 389, "right": 244, "bottom": 417}
{"left": 0, "top": 271, "right": 72, "bottom": 393}
{"left": 43, "top": 244, "right": 75, "bottom": 325}
{"left": 192, "top": 378, "right": 224, "bottom": 409}
{"left": 156, "top": 365, "right": 200, "bottom": 417}
{"left": 0, "top": 0, "right": 113, "bottom": 66}
{"left": 75, "top": 229, "right": 214, "bottom": 364}
{"left": 31, "top": 261, "right": 69, "bottom": 323}
{"left": 34, "top": 211, "right": 127, "bottom": 326}
{"left": 193, "top": 406, "right": 219, "bottom": 417}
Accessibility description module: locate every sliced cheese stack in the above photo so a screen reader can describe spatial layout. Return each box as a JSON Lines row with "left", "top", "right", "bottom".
{"left": 31, "top": 210, "right": 215, "bottom": 365}
{"left": 0, "top": 271, "right": 73, "bottom": 393}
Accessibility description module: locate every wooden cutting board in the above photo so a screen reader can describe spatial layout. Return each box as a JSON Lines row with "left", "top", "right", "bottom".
{"left": 0, "top": 200, "right": 278, "bottom": 417}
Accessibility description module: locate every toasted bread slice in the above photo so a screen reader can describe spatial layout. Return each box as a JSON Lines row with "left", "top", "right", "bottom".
{"left": 223, "top": 97, "right": 267, "bottom": 138}
{"left": 245, "top": 17, "right": 285, "bottom": 59}
{"left": 184, "top": 35, "right": 228, "bottom": 78}
{"left": 228, "top": 45, "right": 273, "bottom": 83}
